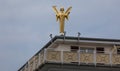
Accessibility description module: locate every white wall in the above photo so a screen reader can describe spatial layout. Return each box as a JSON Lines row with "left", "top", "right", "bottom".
{"left": 52, "top": 42, "right": 113, "bottom": 53}
{"left": 54, "top": 44, "right": 70, "bottom": 51}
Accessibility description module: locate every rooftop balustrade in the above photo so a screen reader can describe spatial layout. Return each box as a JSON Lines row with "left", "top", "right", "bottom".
{"left": 19, "top": 49, "right": 120, "bottom": 71}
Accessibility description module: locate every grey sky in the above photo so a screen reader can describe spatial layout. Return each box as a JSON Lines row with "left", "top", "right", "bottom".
{"left": 0, "top": 0, "right": 120, "bottom": 71}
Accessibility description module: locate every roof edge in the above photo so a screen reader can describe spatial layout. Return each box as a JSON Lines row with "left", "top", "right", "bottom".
{"left": 18, "top": 35, "right": 120, "bottom": 70}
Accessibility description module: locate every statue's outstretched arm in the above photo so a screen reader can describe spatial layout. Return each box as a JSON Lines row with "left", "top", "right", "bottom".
{"left": 65, "top": 6, "right": 72, "bottom": 15}
{"left": 52, "top": 6, "right": 59, "bottom": 15}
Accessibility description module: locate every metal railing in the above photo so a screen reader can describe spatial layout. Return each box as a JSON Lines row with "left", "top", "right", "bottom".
{"left": 19, "top": 49, "right": 120, "bottom": 71}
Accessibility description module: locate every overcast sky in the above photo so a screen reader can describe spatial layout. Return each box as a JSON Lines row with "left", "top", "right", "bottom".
{"left": 0, "top": 0, "right": 120, "bottom": 71}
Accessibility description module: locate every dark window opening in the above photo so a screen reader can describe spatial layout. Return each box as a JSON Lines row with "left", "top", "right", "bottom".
{"left": 96, "top": 47, "right": 104, "bottom": 53}
{"left": 117, "top": 48, "right": 120, "bottom": 54}
{"left": 71, "top": 46, "right": 79, "bottom": 51}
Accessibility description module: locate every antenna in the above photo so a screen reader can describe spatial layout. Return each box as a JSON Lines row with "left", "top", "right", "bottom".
{"left": 78, "top": 32, "right": 81, "bottom": 42}
{"left": 49, "top": 34, "right": 53, "bottom": 43}
{"left": 63, "top": 31, "right": 66, "bottom": 41}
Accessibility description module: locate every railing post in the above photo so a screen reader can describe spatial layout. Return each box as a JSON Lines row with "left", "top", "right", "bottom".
{"left": 61, "top": 50, "right": 63, "bottom": 64}
{"left": 109, "top": 52, "right": 112, "bottom": 66}
{"left": 33, "top": 56, "right": 36, "bottom": 71}
{"left": 38, "top": 53, "right": 41, "bottom": 67}
{"left": 28, "top": 61, "right": 30, "bottom": 71}
{"left": 44, "top": 49, "right": 47, "bottom": 63}
{"left": 24, "top": 64, "right": 27, "bottom": 71}
{"left": 78, "top": 50, "right": 80, "bottom": 65}
{"left": 94, "top": 50, "right": 96, "bottom": 66}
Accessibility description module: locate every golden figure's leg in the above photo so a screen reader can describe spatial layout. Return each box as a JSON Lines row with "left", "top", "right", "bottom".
{"left": 59, "top": 16, "right": 65, "bottom": 33}
{"left": 60, "top": 23, "right": 64, "bottom": 33}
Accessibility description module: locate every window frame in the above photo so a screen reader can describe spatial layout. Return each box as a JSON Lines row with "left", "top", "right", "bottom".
{"left": 117, "top": 48, "right": 120, "bottom": 54}
{"left": 70, "top": 46, "right": 79, "bottom": 51}
{"left": 96, "top": 47, "right": 104, "bottom": 53}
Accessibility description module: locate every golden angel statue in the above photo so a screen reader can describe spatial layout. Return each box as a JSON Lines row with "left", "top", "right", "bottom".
{"left": 52, "top": 6, "right": 72, "bottom": 35}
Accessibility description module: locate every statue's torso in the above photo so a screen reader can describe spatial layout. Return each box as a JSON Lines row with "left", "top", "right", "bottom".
{"left": 59, "top": 12, "right": 65, "bottom": 22}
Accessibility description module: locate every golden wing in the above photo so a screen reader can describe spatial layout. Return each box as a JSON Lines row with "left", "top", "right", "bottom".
{"left": 52, "top": 6, "right": 60, "bottom": 21}
{"left": 65, "top": 6, "right": 72, "bottom": 15}
{"left": 52, "top": 6, "right": 59, "bottom": 15}
{"left": 65, "top": 6, "right": 72, "bottom": 20}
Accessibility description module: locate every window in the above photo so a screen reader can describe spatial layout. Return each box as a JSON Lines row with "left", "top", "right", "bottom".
{"left": 80, "top": 47, "right": 94, "bottom": 53}
{"left": 71, "top": 46, "right": 79, "bottom": 51}
{"left": 117, "top": 48, "right": 120, "bottom": 54}
{"left": 96, "top": 47, "right": 104, "bottom": 53}
{"left": 80, "top": 48, "right": 86, "bottom": 53}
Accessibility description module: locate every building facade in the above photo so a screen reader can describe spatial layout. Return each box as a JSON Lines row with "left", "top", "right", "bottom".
{"left": 18, "top": 36, "right": 120, "bottom": 71}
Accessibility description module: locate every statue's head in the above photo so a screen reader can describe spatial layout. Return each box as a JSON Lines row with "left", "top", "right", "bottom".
{"left": 60, "top": 7, "right": 64, "bottom": 12}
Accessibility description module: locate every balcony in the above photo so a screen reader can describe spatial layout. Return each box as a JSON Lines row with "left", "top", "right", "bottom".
{"left": 19, "top": 49, "right": 120, "bottom": 71}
